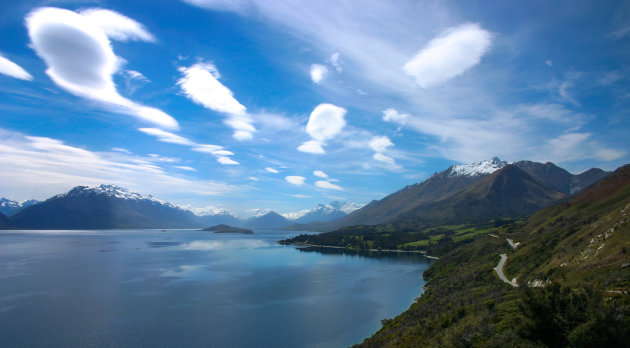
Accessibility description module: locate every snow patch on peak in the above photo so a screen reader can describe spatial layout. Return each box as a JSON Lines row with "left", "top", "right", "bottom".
{"left": 282, "top": 201, "right": 365, "bottom": 220}
{"left": 282, "top": 208, "right": 312, "bottom": 220}
{"left": 188, "top": 206, "right": 233, "bottom": 217}
{"left": 450, "top": 157, "right": 508, "bottom": 177}
{"left": 249, "top": 208, "right": 273, "bottom": 218}
{"left": 329, "top": 201, "right": 365, "bottom": 214}
{"left": 59, "top": 184, "right": 174, "bottom": 207}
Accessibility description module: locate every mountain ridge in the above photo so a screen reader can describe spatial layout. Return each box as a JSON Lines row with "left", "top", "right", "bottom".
{"left": 8, "top": 184, "right": 203, "bottom": 229}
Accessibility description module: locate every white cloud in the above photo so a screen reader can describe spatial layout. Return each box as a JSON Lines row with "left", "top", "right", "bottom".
{"left": 26, "top": 7, "right": 178, "bottom": 130}
{"left": 310, "top": 64, "right": 328, "bottom": 83}
{"left": 78, "top": 8, "right": 155, "bottom": 42}
{"left": 217, "top": 156, "right": 239, "bottom": 165}
{"left": 285, "top": 176, "right": 306, "bottom": 185}
{"left": 607, "top": 26, "right": 630, "bottom": 40}
{"left": 178, "top": 62, "right": 246, "bottom": 115}
{"left": 297, "top": 140, "right": 325, "bottom": 154}
{"left": 534, "top": 132, "right": 626, "bottom": 164}
{"left": 545, "top": 60, "right": 553, "bottom": 67}
{"left": 111, "top": 147, "right": 131, "bottom": 154}
{"left": 315, "top": 180, "right": 343, "bottom": 191}
{"left": 306, "top": 104, "right": 347, "bottom": 141}
{"left": 313, "top": 170, "right": 328, "bottom": 178}
{"left": 0, "top": 128, "right": 241, "bottom": 201}
{"left": 192, "top": 144, "right": 223, "bottom": 154}
{"left": 291, "top": 194, "right": 311, "bottom": 198}
{"left": 248, "top": 176, "right": 259, "bottom": 181}
{"left": 177, "top": 62, "right": 255, "bottom": 140}
{"left": 182, "top": 0, "right": 251, "bottom": 13}
{"left": 329, "top": 52, "right": 342, "bottom": 72}
{"left": 174, "top": 166, "right": 196, "bottom": 171}
{"left": 403, "top": 23, "right": 492, "bottom": 88}
{"left": 382, "top": 108, "right": 408, "bottom": 125}
{"left": 298, "top": 103, "right": 347, "bottom": 154}
{"left": 369, "top": 135, "right": 394, "bottom": 153}
{"left": 138, "top": 128, "right": 194, "bottom": 145}
{"left": 124, "top": 69, "right": 150, "bottom": 82}
{"left": 138, "top": 129, "right": 239, "bottom": 165}
{"left": 0, "top": 54, "right": 33, "bottom": 81}
{"left": 265, "top": 167, "right": 279, "bottom": 173}
{"left": 212, "top": 150, "right": 234, "bottom": 156}
{"left": 373, "top": 152, "right": 395, "bottom": 165}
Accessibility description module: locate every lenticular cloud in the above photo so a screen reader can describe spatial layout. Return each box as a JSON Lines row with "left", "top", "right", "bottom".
{"left": 403, "top": 23, "right": 492, "bottom": 88}
{"left": 25, "top": 7, "right": 178, "bottom": 130}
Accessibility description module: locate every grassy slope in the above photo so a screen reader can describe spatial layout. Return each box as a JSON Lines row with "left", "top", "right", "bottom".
{"left": 357, "top": 165, "right": 630, "bottom": 347}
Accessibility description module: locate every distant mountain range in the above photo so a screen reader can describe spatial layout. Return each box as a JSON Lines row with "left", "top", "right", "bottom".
{"left": 7, "top": 185, "right": 203, "bottom": 229}
{"left": 0, "top": 198, "right": 40, "bottom": 216}
{"left": 0, "top": 158, "right": 609, "bottom": 230}
{"left": 296, "top": 158, "right": 609, "bottom": 231}
{"left": 1, "top": 185, "right": 363, "bottom": 230}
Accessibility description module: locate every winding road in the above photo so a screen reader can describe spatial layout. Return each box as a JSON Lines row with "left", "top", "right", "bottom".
{"left": 493, "top": 253, "right": 518, "bottom": 287}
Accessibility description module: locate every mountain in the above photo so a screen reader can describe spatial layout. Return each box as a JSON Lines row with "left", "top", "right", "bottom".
{"left": 513, "top": 160, "right": 609, "bottom": 195}
{"left": 293, "top": 204, "right": 347, "bottom": 224}
{"left": 244, "top": 211, "right": 291, "bottom": 229}
{"left": 0, "top": 198, "right": 40, "bottom": 216}
{"left": 316, "top": 158, "right": 508, "bottom": 230}
{"left": 196, "top": 211, "right": 242, "bottom": 227}
{"left": 360, "top": 164, "right": 630, "bottom": 347}
{"left": 300, "top": 158, "right": 606, "bottom": 231}
{"left": 9, "top": 185, "right": 203, "bottom": 229}
{"left": 398, "top": 165, "right": 568, "bottom": 224}
{"left": 0, "top": 211, "right": 10, "bottom": 229}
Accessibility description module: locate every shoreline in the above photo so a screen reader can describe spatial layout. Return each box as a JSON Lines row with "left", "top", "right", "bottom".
{"left": 280, "top": 241, "right": 440, "bottom": 259}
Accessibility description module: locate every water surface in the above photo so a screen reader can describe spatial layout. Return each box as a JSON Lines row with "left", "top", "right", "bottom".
{"left": 0, "top": 229, "right": 431, "bottom": 347}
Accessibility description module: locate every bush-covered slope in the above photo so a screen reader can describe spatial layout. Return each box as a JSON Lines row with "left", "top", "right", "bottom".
{"left": 358, "top": 164, "right": 630, "bottom": 347}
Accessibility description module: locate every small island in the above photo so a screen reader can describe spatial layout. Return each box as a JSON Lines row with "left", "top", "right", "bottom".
{"left": 201, "top": 224, "right": 253, "bottom": 234}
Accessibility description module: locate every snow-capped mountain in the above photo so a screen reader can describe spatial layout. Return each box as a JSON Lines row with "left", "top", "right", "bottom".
{"left": 0, "top": 198, "right": 40, "bottom": 216}
{"left": 328, "top": 201, "right": 365, "bottom": 214}
{"left": 190, "top": 206, "right": 242, "bottom": 227}
{"left": 281, "top": 201, "right": 366, "bottom": 224}
{"left": 9, "top": 184, "right": 203, "bottom": 229}
{"left": 57, "top": 184, "right": 175, "bottom": 207}
{"left": 448, "top": 157, "right": 508, "bottom": 177}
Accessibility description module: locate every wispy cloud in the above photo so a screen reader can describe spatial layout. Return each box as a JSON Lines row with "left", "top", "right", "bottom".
{"left": 0, "top": 128, "right": 241, "bottom": 201}
{"left": 0, "top": 54, "right": 33, "bottom": 81}
{"left": 78, "top": 8, "right": 156, "bottom": 42}
{"left": 315, "top": 180, "right": 343, "bottom": 191}
{"left": 139, "top": 128, "right": 239, "bottom": 165}
{"left": 26, "top": 7, "right": 178, "bottom": 130}
{"left": 265, "top": 167, "right": 279, "bottom": 173}
{"left": 177, "top": 62, "right": 255, "bottom": 140}
{"left": 138, "top": 128, "right": 195, "bottom": 145}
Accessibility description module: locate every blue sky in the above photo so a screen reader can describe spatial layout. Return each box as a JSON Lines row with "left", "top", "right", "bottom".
{"left": 0, "top": 0, "right": 629, "bottom": 217}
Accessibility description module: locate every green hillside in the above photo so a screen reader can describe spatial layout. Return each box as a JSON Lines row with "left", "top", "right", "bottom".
{"left": 357, "top": 164, "right": 630, "bottom": 347}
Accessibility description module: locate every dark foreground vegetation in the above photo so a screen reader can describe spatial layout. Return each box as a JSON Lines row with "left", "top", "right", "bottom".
{"left": 279, "top": 218, "right": 523, "bottom": 256}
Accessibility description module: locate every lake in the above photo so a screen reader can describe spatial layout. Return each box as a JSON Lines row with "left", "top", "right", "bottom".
{"left": 0, "top": 229, "right": 432, "bottom": 347}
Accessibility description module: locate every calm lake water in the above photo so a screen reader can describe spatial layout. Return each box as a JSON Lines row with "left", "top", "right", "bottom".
{"left": 0, "top": 229, "right": 432, "bottom": 347}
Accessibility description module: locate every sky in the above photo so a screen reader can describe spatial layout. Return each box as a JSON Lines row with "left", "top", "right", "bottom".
{"left": 0, "top": 0, "right": 629, "bottom": 217}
